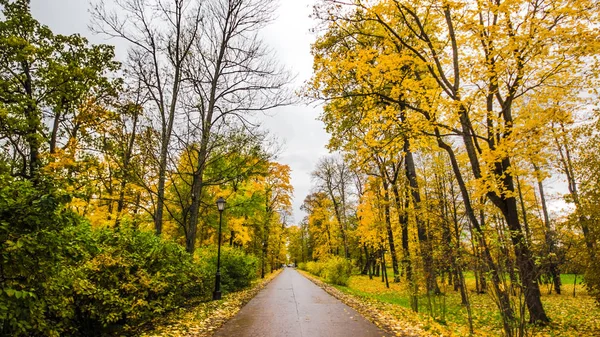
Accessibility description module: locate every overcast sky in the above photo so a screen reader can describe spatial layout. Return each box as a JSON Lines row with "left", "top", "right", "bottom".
{"left": 30, "top": 0, "right": 329, "bottom": 223}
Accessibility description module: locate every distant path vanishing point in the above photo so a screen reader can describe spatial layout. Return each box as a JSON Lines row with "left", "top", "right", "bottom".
{"left": 214, "top": 268, "right": 391, "bottom": 337}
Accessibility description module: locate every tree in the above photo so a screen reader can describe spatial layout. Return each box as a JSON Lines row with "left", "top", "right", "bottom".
{"left": 0, "top": 0, "right": 119, "bottom": 182}
{"left": 178, "top": 0, "right": 292, "bottom": 253}
{"left": 310, "top": 0, "right": 600, "bottom": 324}
{"left": 312, "top": 156, "right": 352, "bottom": 258}
{"left": 91, "top": 0, "right": 202, "bottom": 236}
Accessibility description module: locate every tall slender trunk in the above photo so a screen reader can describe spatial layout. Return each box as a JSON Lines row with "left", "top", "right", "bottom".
{"left": 448, "top": 178, "right": 472, "bottom": 322}
{"left": 380, "top": 178, "right": 401, "bottom": 283}
{"left": 381, "top": 248, "right": 390, "bottom": 288}
{"left": 554, "top": 127, "right": 596, "bottom": 256}
{"left": 497, "top": 216, "right": 518, "bottom": 295}
{"left": 392, "top": 183, "right": 412, "bottom": 284}
{"left": 339, "top": 177, "right": 350, "bottom": 258}
{"left": 456, "top": 98, "right": 548, "bottom": 323}
{"left": 515, "top": 174, "right": 532, "bottom": 244}
{"left": 533, "top": 163, "right": 561, "bottom": 294}
{"left": 331, "top": 197, "right": 349, "bottom": 258}
{"left": 497, "top": 157, "right": 548, "bottom": 323}
{"left": 21, "top": 60, "right": 41, "bottom": 181}
{"left": 438, "top": 171, "right": 468, "bottom": 306}
{"left": 115, "top": 108, "right": 140, "bottom": 227}
{"left": 49, "top": 106, "right": 62, "bottom": 154}
{"left": 403, "top": 136, "right": 439, "bottom": 294}
{"left": 433, "top": 129, "right": 513, "bottom": 328}
{"left": 362, "top": 244, "right": 370, "bottom": 275}
{"left": 186, "top": 142, "right": 208, "bottom": 254}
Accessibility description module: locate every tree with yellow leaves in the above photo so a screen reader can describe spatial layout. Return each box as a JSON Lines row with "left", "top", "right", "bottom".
{"left": 310, "top": 0, "right": 600, "bottom": 326}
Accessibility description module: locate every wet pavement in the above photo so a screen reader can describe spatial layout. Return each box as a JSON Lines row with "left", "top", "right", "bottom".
{"left": 214, "top": 268, "right": 391, "bottom": 337}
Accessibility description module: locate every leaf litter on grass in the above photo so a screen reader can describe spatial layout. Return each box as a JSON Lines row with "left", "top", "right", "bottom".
{"left": 300, "top": 271, "right": 600, "bottom": 337}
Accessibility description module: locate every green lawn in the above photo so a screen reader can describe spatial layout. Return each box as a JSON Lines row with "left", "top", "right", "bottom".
{"left": 330, "top": 271, "right": 599, "bottom": 336}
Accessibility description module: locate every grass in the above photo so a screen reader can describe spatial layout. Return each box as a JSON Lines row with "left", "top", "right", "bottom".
{"left": 327, "top": 271, "right": 600, "bottom": 336}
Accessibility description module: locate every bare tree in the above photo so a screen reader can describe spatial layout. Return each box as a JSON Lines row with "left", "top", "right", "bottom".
{"left": 91, "top": 0, "right": 203, "bottom": 235}
{"left": 312, "top": 156, "right": 353, "bottom": 258}
{"left": 178, "top": 0, "right": 293, "bottom": 253}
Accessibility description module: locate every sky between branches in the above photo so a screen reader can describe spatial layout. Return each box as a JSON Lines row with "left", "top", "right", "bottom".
{"left": 30, "top": 0, "right": 573, "bottom": 223}
{"left": 30, "top": 0, "right": 329, "bottom": 223}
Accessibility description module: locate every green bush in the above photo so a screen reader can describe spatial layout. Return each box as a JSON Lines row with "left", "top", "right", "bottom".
{"left": 0, "top": 176, "right": 85, "bottom": 336}
{"left": 196, "top": 246, "right": 259, "bottom": 294}
{"left": 0, "top": 175, "right": 258, "bottom": 336}
{"left": 322, "top": 256, "right": 353, "bottom": 286}
{"left": 70, "top": 228, "right": 209, "bottom": 335}
{"left": 301, "top": 257, "right": 353, "bottom": 286}
{"left": 586, "top": 256, "right": 600, "bottom": 305}
{"left": 305, "top": 261, "right": 325, "bottom": 276}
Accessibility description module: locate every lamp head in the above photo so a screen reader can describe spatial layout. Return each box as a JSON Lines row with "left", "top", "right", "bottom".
{"left": 216, "top": 197, "right": 226, "bottom": 212}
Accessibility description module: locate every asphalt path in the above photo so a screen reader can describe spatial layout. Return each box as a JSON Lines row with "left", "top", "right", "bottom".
{"left": 214, "top": 268, "right": 391, "bottom": 337}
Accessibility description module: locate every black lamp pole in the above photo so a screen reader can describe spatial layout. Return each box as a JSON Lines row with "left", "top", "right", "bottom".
{"left": 213, "top": 197, "right": 226, "bottom": 300}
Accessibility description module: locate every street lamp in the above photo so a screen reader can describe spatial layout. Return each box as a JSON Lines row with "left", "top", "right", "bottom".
{"left": 213, "top": 197, "right": 226, "bottom": 300}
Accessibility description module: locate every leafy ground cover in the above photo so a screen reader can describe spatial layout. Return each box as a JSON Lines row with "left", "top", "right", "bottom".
{"left": 301, "top": 270, "right": 600, "bottom": 337}
{"left": 138, "top": 269, "right": 282, "bottom": 337}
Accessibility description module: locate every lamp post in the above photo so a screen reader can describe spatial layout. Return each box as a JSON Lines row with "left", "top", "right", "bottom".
{"left": 213, "top": 197, "right": 226, "bottom": 300}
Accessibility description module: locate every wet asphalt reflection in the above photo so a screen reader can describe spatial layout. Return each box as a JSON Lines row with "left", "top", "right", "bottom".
{"left": 214, "top": 268, "right": 391, "bottom": 337}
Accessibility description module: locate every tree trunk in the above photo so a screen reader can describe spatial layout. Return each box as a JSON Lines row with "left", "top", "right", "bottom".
{"left": 22, "top": 61, "right": 42, "bottom": 181}
{"left": 434, "top": 130, "right": 513, "bottom": 326}
{"left": 533, "top": 163, "right": 561, "bottom": 295}
{"left": 455, "top": 99, "right": 548, "bottom": 323}
{"left": 392, "top": 183, "right": 412, "bottom": 284}
{"left": 115, "top": 107, "right": 140, "bottom": 228}
{"left": 515, "top": 174, "right": 532, "bottom": 244}
{"left": 362, "top": 244, "right": 370, "bottom": 275}
{"left": 154, "top": 143, "right": 167, "bottom": 236}
{"left": 403, "top": 136, "right": 439, "bottom": 294}
{"left": 186, "top": 166, "right": 205, "bottom": 254}
{"left": 381, "top": 179, "right": 401, "bottom": 283}
{"left": 554, "top": 128, "right": 596, "bottom": 256}
{"left": 49, "top": 108, "right": 61, "bottom": 154}
{"left": 494, "top": 157, "right": 549, "bottom": 323}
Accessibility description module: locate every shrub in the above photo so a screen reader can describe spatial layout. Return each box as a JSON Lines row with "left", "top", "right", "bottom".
{"left": 0, "top": 176, "right": 86, "bottom": 337}
{"left": 301, "top": 257, "right": 353, "bottom": 286}
{"left": 196, "top": 246, "right": 259, "bottom": 294}
{"left": 0, "top": 174, "right": 260, "bottom": 336}
{"left": 70, "top": 228, "right": 209, "bottom": 335}
{"left": 322, "top": 256, "right": 353, "bottom": 286}
{"left": 586, "top": 256, "right": 600, "bottom": 305}
{"left": 305, "top": 261, "right": 325, "bottom": 276}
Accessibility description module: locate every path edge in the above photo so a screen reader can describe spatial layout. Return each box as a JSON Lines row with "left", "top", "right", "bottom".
{"left": 140, "top": 269, "right": 283, "bottom": 337}
{"left": 298, "top": 270, "right": 420, "bottom": 337}
{"left": 205, "top": 269, "right": 284, "bottom": 336}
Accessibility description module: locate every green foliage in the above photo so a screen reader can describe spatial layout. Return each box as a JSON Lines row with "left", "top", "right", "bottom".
{"left": 585, "top": 258, "right": 600, "bottom": 305}
{"left": 305, "top": 261, "right": 325, "bottom": 276}
{"left": 322, "top": 256, "right": 353, "bottom": 286}
{"left": 0, "top": 175, "right": 84, "bottom": 336}
{"left": 70, "top": 228, "right": 208, "bottom": 335}
{"left": 0, "top": 174, "right": 259, "bottom": 336}
{"left": 301, "top": 257, "right": 353, "bottom": 286}
{"left": 196, "top": 246, "right": 259, "bottom": 294}
{"left": 0, "top": 0, "right": 120, "bottom": 178}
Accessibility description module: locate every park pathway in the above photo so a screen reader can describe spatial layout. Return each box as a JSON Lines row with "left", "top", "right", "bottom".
{"left": 214, "top": 268, "right": 391, "bottom": 337}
